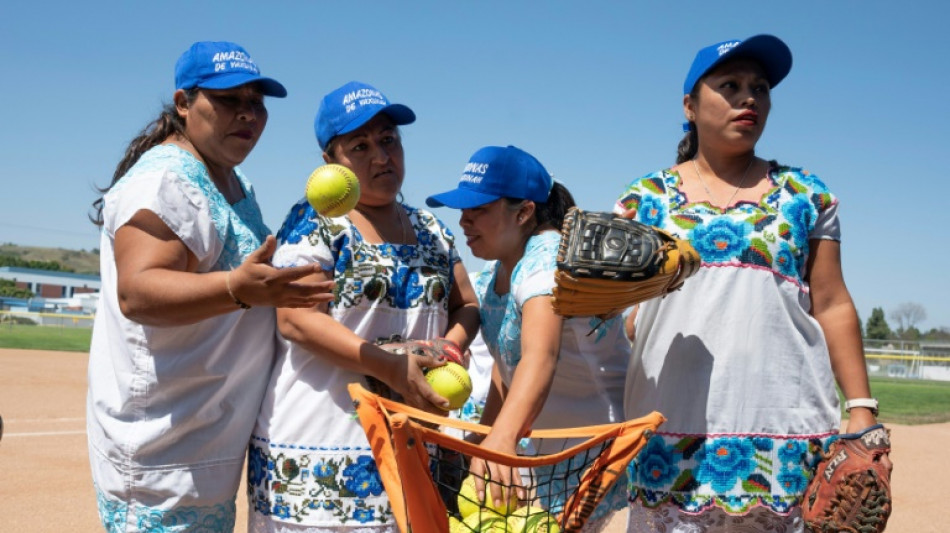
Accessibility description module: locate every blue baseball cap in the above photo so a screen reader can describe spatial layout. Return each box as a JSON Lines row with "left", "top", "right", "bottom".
{"left": 426, "top": 145, "right": 553, "bottom": 209}
{"left": 175, "top": 41, "right": 287, "bottom": 97}
{"left": 314, "top": 81, "right": 416, "bottom": 150}
{"left": 683, "top": 34, "right": 792, "bottom": 95}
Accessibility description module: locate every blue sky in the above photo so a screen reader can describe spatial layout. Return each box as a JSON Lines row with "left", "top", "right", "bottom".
{"left": 2, "top": 2, "right": 948, "bottom": 331}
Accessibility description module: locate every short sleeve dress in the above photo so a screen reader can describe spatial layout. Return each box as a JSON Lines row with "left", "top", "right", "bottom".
{"left": 473, "top": 231, "right": 630, "bottom": 528}
{"left": 248, "top": 199, "right": 459, "bottom": 532}
{"left": 87, "top": 144, "right": 275, "bottom": 533}
{"left": 616, "top": 165, "right": 842, "bottom": 531}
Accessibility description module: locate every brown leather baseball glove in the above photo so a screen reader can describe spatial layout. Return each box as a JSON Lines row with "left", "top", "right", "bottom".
{"left": 802, "top": 424, "right": 892, "bottom": 533}
{"left": 552, "top": 207, "right": 700, "bottom": 317}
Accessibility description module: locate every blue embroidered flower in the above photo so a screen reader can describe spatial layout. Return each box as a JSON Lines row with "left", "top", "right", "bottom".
{"left": 353, "top": 507, "right": 375, "bottom": 523}
{"left": 752, "top": 437, "right": 774, "bottom": 452}
{"left": 277, "top": 202, "right": 317, "bottom": 245}
{"left": 343, "top": 456, "right": 384, "bottom": 498}
{"left": 248, "top": 444, "right": 268, "bottom": 486}
{"left": 780, "top": 196, "right": 815, "bottom": 248}
{"left": 273, "top": 500, "right": 292, "bottom": 519}
{"left": 389, "top": 265, "right": 423, "bottom": 309}
{"left": 377, "top": 244, "right": 396, "bottom": 258}
{"left": 417, "top": 230, "right": 434, "bottom": 246}
{"left": 313, "top": 461, "right": 335, "bottom": 478}
{"left": 335, "top": 247, "right": 352, "bottom": 276}
{"left": 690, "top": 218, "right": 751, "bottom": 263}
{"left": 694, "top": 437, "right": 757, "bottom": 493}
{"left": 636, "top": 436, "right": 680, "bottom": 488}
{"left": 396, "top": 245, "right": 414, "bottom": 261}
{"left": 774, "top": 242, "right": 798, "bottom": 278}
{"left": 777, "top": 465, "right": 808, "bottom": 494}
{"left": 254, "top": 494, "right": 271, "bottom": 515}
{"left": 638, "top": 195, "right": 666, "bottom": 227}
{"left": 777, "top": 440, "right": 808, "bottom": 464}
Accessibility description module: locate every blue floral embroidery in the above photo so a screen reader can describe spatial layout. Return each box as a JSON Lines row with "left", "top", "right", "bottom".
{"left": 389, "top": 265, "right": 424, "bottom": 309}
{"left": 314, "top": 461, "right": 335, "bottom": 478}
{"left": 616, "top": 166, "right": 838, "bottom": 287}
{"left": 777, "top": 465, "right": 809, "bottom": 493}
{"left": 781, "top": 195, "right": 816, "bottom": 248}
{"left": 353, "top": 507, "right": 376, "bottom": 523}
{"left": 778, "top": 439, "right": 808, "bottom": 464}
{"left": 248, "top": 445, "right": 268, "bottom": 486}
{"left": 638, "top": 194, "right": 667, "bottom": 227}
{"left": 247, "top": 442, "right": 395, "bottom": 525}
{"left": 276, "top": 200, "right": 318, "bottom": 245}
{"left": 637, "top": 436, "right": 681, "bottom": 488}
{"left": 342, "top": 456, "right": 385, "bottom": 498}
{"left": 774, "top": 242, "right": 798, "bottom": 277}
{"left": 694, "top": 437, "right": 757, "bottom": 493}
{"left": 690, "top": 218, "right": 751, "bottom": 263}
{"left": 628, "top": 433, "right": 831, "bottom": 514}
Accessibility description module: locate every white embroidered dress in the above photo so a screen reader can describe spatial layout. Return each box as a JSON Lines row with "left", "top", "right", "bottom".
{"left": 248, "top": 200, "right": 458, "bottom": 532}
{"left": 616, "top": 166, "right": 842, "bottom": 532}
{"left": 87, "top": 145, "right": 275, "bottom": 533}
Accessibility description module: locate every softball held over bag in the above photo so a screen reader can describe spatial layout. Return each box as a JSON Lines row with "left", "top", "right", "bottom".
{"left": 551, "top": 207, "right": 701, "bottom": 317}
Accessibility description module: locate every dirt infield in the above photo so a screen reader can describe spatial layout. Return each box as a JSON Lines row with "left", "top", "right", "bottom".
{"left": 1, "top": 348, "right": 945, "bottom": 532}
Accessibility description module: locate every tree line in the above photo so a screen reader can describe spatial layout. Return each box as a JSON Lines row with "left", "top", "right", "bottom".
{"left": 863, "top": 302, "right": 949, "bottom": 342}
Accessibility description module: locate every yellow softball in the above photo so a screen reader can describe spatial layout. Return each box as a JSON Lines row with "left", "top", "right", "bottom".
{"left": 457, "top": 474, "right": 518, "bottom": 519}
{"left": 305, "top": 164, "right": 360, "bottom": 217}
{"left": 508, "top": 506, "right": 560, "bottom": 533}
{"left": 425, "top": 361, "right": 473, "bottom": 411}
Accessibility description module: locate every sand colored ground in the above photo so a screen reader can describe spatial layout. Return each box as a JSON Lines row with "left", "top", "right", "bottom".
{"left": 1, "top": 348, "right": 945, "bottom": 532}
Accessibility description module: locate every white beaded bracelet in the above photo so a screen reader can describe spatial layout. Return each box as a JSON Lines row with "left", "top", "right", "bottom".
{"left": 844, "top": 398, "right": 879, "bottom": 416}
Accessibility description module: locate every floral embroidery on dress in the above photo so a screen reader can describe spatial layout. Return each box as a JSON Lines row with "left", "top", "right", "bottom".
{"left": 628, "top": 433, "right": 830, "bottom": 515}
{"left": 617, "top": 166, "right": 837, "bottom": 287}
{"left": 111, "top": 145, "right": 270, "bottom": 271}
{"left": 96, "top": 486, "right": 236, "bottom": 533}
{"left": 247, "top": 442, "right": 394, "bottom": 526}
{"left": 275, "top": 201, "right": 455, "bottom": 312}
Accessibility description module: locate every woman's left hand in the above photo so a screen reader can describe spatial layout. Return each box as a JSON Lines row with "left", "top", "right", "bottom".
{"left": 467, "top": 433, "right": 524, "bottom": 512}
{"left": 844, "top": 409, "right": 893, "bottom": 474}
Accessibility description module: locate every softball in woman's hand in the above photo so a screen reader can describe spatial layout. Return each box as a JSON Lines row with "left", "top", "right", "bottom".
{"left": 425, "top": 362, "right": 473, "bottom": 411}
{"left": 305, "top": 164, "right": 360, "bottom": 217}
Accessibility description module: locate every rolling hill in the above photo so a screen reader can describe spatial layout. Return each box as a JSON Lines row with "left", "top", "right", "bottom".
{"left": 0, "top": 244, "right": 100, "bottom": 275}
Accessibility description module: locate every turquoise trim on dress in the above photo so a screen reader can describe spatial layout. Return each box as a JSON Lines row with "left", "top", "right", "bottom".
{"left": 112, "top": 145, "right": 270, "bottom": 270}
{"left": 96, "top": 486, "right": 236, "bottom": 533}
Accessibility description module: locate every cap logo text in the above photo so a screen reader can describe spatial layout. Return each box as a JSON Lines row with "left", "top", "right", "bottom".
{"left": 460, "top": 162, "right": 489, "bottom": 184}
{"left": 211, "top": 51, "right": 259, "bottom": 74}
{"left": 717, "top": 41, "right": 740, "bottom": 56}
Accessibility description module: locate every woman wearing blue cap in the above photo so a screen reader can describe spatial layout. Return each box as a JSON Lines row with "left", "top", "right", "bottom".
{"left": 427, "top": 145, "right": 630, "bottom": 531}
{"left": 616, "top": 35, "right": 888, "bottom": 531}
{"left": 86, "top": 42, "right": 335, "bottom": 532}
{"left": 247, "top": 81, "right": 480, "bottom": 532}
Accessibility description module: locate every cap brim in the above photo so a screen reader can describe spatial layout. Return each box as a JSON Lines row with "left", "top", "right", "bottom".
{"left": 727, "top": 34, "right": 792, "bottom": 89}
{"left": 426, "top": 188, "right": 500, "bottom": 209}
{"left": 336, "top": 103, "right": 417, "bottom": 138}
{"left": 197, "top": 73, "right": 288, "bottom": 97}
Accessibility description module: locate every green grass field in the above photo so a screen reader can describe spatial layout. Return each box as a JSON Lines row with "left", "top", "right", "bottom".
{"left": 0, "top": 323, "right": 93, "bottom": 352}
{"left": 1, "top": 324, "right": 948, "bottom": 425}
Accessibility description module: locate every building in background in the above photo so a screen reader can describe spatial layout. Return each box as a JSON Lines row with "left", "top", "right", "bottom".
{"left": 0, "top": 266, "right": 100, "bottom": 314}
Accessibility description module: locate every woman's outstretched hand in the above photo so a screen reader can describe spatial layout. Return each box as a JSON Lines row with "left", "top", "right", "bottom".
{"left": 229, "top": 236, "right": 336, "bottom": 308}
